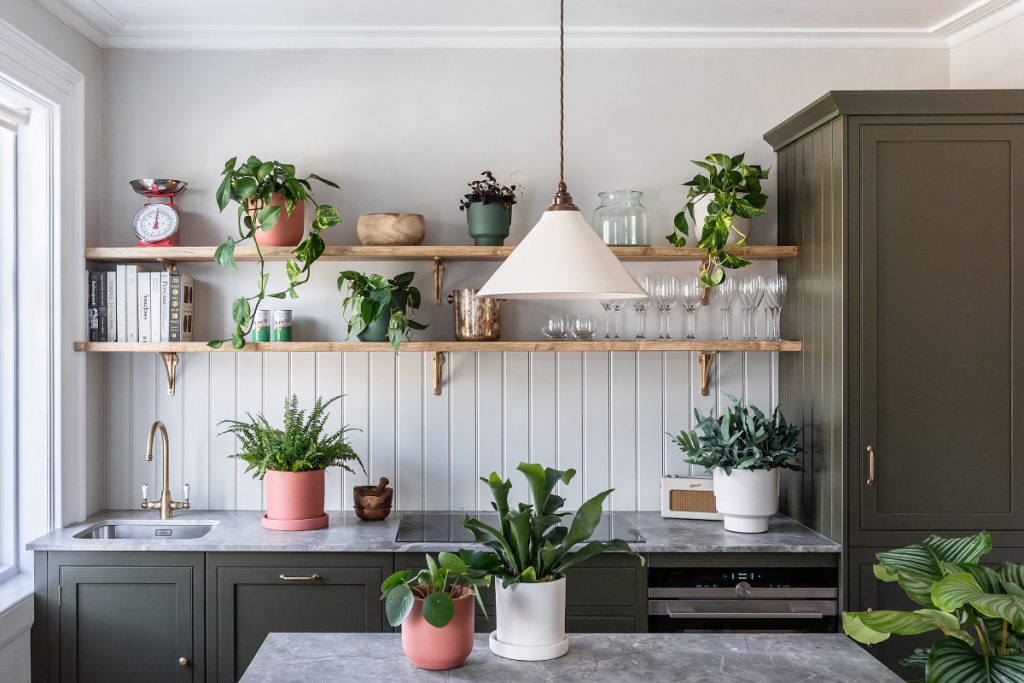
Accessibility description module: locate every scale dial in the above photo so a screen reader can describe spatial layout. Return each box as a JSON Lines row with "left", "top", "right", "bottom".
{"left": 132, "top": 203, "right": 179, "bottom": 243}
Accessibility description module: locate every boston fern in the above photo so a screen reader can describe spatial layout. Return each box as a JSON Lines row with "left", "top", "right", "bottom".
{"left": 670, "top": 398, "right": 802, "bottom": 474}
{"left": 462, "top": 463, "right": 644, "bottom": 587}
{"left": 844, "top": 531, "right": 1024, "bottom": 683}
{"left": 218, "top": 394, "right": 363, "bottom": 479}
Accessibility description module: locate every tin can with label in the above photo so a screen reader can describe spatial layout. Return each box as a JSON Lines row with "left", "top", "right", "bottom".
{"left": 252, "top": 310, "right": 271, "bottom": 342}
{"left": 273, "top": 309, "right": 293, "bottom": 342}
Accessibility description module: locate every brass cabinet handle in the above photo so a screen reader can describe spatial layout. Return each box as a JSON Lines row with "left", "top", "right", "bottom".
{"left": 279, "top": 573, "right": 321, "bottom": 581}
{"left": 178, "top": 657, "right": 189, "bottom": 667}
{"left": 866, "top": 445, "right": 876, "bottom": 486}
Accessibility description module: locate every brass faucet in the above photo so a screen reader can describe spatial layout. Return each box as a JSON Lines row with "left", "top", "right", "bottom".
{"left": 140, "top": 421, "right": 190, "bottom": 519}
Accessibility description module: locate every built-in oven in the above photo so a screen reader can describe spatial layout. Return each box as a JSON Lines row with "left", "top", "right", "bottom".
{"left": 648, "top": 566, "right": 838, "bottom": 633}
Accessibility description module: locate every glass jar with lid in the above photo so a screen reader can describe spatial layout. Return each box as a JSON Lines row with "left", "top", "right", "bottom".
{"left": 592, "top": 190, "right": 650, "bottom": 246}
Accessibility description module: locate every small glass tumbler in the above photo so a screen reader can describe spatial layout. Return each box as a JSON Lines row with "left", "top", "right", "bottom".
{"left": 571, "top": 315, "right": 597, "bottom": 341}
{"left": 542, "top": 314, "right": 568, "bottom": 341}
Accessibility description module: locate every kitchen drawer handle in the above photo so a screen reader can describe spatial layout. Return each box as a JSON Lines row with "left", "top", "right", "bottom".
{"left": 866, "top": 445, "right": 876, "bottom": 486}
{"left": 279, "top": 573, "right": 321, "bottom": 582}
{"left": 665, "top": 608, "right": 824, "bottom": 620}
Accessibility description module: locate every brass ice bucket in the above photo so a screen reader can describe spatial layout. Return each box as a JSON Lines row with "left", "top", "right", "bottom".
{"left": 447, "top": 288, "right": 501, "bottom": 341}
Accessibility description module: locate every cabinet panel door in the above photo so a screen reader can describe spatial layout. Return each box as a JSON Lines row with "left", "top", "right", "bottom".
{"left": 215, "top": 565, "right": 383, "bottom": 682}
{"left": 59, "top": 566, "right": 194, "bottom": 683}
{"left": 851, "top": 119, "right": 1024, "bottom": 543}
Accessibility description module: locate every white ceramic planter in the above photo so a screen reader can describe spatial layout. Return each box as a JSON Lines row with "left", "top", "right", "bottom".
{"left": 712, "top": 467, "right": 780, "bottom": 533}
{"left": 691, "top": 194, "right": 750, "bottom": 246}
{"left": 489, "top": 577, "right": 569, "bottom": 661}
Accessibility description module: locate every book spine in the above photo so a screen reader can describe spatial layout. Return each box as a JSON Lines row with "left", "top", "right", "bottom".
{"left": 106, "top": 271, "right": 117, "bottom": 342}
{"left": 150, "top": 272, "right": 161, "bottom": 342}
{"left": 137, "top": 271, "right": 151, "bottom": 343}
{"left": 180, "top": 275, "right": 194, "bottom": 341}
{"left": 126, "top": 265, "right": 138, "bottom": 342}
{"left": 160, "top": 272, "right": 170, "bottom": 343}
{"left": 168, "top": 274, "right": 181, "bottom": 342}
{"left": 115, "top": 265, "right": 127, "bottom": 342}
{"left": 97, "top": 271, "right": 107, "bottom": 342}
{"left": 87, "top": 272, "right": 99, "bottom": 342}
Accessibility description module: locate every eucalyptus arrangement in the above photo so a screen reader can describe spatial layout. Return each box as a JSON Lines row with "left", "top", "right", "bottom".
{"left": 844, "top": 531, "right": 1024, "bottom": 682}
{"left": 337, "top": 270, "right": 427, "bottom": 350}
{"left": 667, "top": 153, "right": 769, "bottom": 288}
{"left": 210, "top": 155, "right": 342, "bottom": 349}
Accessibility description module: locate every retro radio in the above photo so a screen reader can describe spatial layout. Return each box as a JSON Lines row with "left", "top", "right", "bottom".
{"left": 660, "top": 476, "right": 723, "bottom": 520}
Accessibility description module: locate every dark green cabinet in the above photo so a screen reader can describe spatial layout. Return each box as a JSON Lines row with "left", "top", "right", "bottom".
{"left": 206, "top": 553, "right": 390, "bottom": 682}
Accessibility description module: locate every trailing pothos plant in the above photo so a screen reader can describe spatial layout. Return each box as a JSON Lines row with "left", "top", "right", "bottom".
{"left": 670, "top": 398, "right": 802, "bottom": 474}
{"left": 337, "top": 270, "right": 427, "bottom": 351}
{"left": 462, "top": 463, "right": 645, "bottom": 587}
{"left": 210, "top": 155, "right": 341, "bottom": 349}
{"left": 380, "top": 551, "right": 497, "bottom": 628}
{"left": 844, "top": 531, "right": 1024, "bottom": 683}
{"left": 667, "top": 153, "right": 769, "bottom": 288}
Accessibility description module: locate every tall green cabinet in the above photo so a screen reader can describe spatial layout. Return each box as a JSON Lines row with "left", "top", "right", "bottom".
{"left": 765, "top": 89, "right": 1024, "bottom": 672}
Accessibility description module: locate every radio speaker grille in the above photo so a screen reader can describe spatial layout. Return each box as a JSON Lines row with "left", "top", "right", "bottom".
{"left": 669, "top": 489, "right": 717, "bottom": 513}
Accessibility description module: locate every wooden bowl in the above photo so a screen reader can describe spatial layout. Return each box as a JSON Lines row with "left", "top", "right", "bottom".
{"left": 354, "top": 506, "right": 392, "bottom": 521}
{"left": 356, "top": 213, "right": 426, "bottom": 246}
{"left": 354, "top": 477, "right": 394, "bottom": 510}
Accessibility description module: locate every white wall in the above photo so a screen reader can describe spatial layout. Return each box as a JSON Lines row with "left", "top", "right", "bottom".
{"left": 951, "top": 13, "right": 1024, "bottom": 86}
{"left": 95, "top": 46, "right": 948, "bottom": 512}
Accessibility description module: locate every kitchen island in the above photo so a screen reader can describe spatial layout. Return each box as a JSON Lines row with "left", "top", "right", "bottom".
{"left": 240, "top": 632, "right": 899, "bottom": 682}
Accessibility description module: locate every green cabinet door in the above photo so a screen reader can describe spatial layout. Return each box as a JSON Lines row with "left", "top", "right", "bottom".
{"left": 208, "top": 554, "right": 389, "bottom": 682}
{"left": 57, "top": 565, "right": 197, "bottom": 683}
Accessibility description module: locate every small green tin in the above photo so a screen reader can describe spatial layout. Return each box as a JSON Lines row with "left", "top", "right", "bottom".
{"left": 273, "top": 309, "right": 293, "bottom": 342}
{"left": 252, "top": 310, "right": 271, "bottom": 342}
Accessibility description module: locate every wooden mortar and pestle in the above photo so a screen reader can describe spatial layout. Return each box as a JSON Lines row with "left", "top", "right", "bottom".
{"left": 353, "top": 477, "right": 393, "bottom": 521}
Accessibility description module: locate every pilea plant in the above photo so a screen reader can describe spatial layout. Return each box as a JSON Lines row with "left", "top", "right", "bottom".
{"left": 670, "top": 398, "right": 802, "bottom": 474}
{"left": 210, "top": 155, "right": 341, "bottom": 349}
{"left": 458, "top": 170, "right": 523, "bottom": 211}
{"left": 337, "top": 271, "right": 427, "bottom": 351}
{"left": 667, "top": 153, "right": 769, "bottom": 288}
{"left": 380, "top": 551, "right": 496, "bottom": 628}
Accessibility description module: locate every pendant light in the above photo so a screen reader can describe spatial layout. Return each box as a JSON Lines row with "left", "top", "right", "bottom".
{"left": 476, "top": 0, "right": 645, "bottom": 300}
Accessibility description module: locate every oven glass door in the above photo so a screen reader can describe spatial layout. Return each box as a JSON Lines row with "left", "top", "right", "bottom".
{"left": 648, "top": 599, "right": 838, "bottom": 633}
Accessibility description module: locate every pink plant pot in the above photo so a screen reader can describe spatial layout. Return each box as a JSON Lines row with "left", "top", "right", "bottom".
{"left": 248, "top": 195, "right": 306, "bottom": 247}
{"left": 264, "top": 469, "right": 325, "bottom": 522}
{"left": 402, "top": 588, "right": 476, "bottom": 670}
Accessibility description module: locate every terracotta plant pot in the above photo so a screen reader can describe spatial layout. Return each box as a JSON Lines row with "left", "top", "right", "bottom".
{"left": 247, "top": 194, "right": 306, "bottom": 247}
{"left": 356, "top": 213, "right": 426, "bottom": 246}
{"left": 262, "top": 469, "right": 328, "bottom": 531}
{"left": 402, "top": 587, "right": 476, "bottom": 670}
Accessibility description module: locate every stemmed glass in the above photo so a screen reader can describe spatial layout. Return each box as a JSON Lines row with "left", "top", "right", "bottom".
{"left": 716, "top": 279, "right": 738, "bottom": 340}
{"left": 632, "top": 276, "right": 652, "bottom": 339}
{"left": 599, "top": 300, "right": 615, "bottom": 339}
{"left": 610, "top": 300, "right": 625, "bottom": 339}
{"left": 764, "top": 275, "right": 788, "bottom": 341}
{"left": 654, "top": 276, "right": 681, "bottom": 340}
{"left": 679, "top": 278, "right": 703, "bottom": 341}
{"left": 738, "top": 276, "right": 766, "bottom": 340}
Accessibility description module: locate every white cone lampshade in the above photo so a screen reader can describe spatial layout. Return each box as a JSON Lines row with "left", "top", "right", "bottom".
{"left": 477, "top": 209, "right": 646, "bottom": 300}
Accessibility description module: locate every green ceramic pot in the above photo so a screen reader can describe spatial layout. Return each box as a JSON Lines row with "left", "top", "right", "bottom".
{"left": 467, "top": 202, "right": 512, "bottom": 246}
{"left": 356, "top": 291, "right": 407, "bottom": 343}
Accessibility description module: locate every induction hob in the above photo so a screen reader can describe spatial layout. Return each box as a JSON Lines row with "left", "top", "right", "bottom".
{"left": 395, "top": 512, "right": 644, "bottom": 544}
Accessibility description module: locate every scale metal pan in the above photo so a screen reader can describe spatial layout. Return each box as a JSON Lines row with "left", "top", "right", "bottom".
{"left": 129, "top": 178, "right": 188, "bottom": 195}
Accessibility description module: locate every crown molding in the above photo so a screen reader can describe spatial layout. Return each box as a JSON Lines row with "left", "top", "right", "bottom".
{"left": 34, "top": 0, "right": 122, "bottom": 45}
{"left": 936, "top": 0, "right": 1024, "bottom": 46}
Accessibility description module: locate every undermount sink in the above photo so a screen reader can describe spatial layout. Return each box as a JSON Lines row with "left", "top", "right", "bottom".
{"left": 73, "top": 520, "right": 217, "bottom": 540}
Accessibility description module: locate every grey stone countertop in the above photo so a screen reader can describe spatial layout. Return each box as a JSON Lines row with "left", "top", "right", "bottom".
{"left": 240, "top": 633, "right": 899, "bottom": 682}
{"left": 26, "top": 510, "right": 840, "bottom": 554}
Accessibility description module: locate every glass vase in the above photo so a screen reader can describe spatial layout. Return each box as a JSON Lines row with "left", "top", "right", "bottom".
{"left": 592, "top": 190, "right": 649, "bottom": 246}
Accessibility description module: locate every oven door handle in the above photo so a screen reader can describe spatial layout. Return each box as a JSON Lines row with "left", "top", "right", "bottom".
{"left": 664, "top": 607, "right": 825, "bottom": 620}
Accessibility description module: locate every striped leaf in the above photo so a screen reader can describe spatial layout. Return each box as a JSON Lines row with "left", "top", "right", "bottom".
{"left": 1001, "top": 564, "right": 1024, "bottom": 592}
{"left": 933, "top": 573, "right": 1024, "bottom": 632}
{"left": 923, "top": 532, "right": 992, "bottom": 565}
{"left": 944, "top": 562, "right": 1006, "bottom": 595}
{"left": 926, "top": 636, "right": 1024, "bottom": 683}
{"left": 843, "top": 609, "right": 972, "bottom": 646}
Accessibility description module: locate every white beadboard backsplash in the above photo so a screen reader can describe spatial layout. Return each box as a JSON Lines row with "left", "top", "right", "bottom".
{"left": 101, "top": 347, "right": 776, "bottom": 512}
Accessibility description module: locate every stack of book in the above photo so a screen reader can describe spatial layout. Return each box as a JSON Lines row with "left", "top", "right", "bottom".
{"left": 87, "top": 266, "right": 194, "bottom": 342}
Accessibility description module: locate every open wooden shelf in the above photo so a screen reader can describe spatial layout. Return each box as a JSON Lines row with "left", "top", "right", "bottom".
{"left": 74, "top": 340, "right": 802, "bottom": 353}
{"left": 83, "top": 245, "right": 798, "bottom": 263}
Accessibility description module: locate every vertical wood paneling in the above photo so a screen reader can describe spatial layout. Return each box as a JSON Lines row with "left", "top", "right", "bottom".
{"left": 368, "top": 352, "right": 397, "bottom": 492}
{"left": 555, "top": 352, "right": 583, "bottom": 508}
{"left": 529, "top": 353, "right": 557, "bottom": 478}
{"left": 662, "top": 351, "right": 690, "bottom": 477}
{"left": 343, "top": 353, "right": 370, "bottom": 503}
{"left": 207, "top": 354, "right": 236, "bottom": 509}
{"left": 422, "top": 351, "right": 450, "bottom": 510}
{"left": 448, "top": 352, "right": 476, "bottom": 510}
{"left": 635, "top": 352, "right": 663, "bottom": 508}
{"left": 396, "top": 352, "right": 423, "bottom": 509}
{"left": 582, "top": 352, "right": 610, "bottom": 501}
{"left": 180, "top": 353, "right": 210, "bottom": 510}
{"left": 503, "top": 353, "right": 530, "bottom": 505}
{"left": 610, "top": 351, "right": 637, "bottom": 509}
{"left": 315, "top": 352, "right": 345, "bottom": 510}
{"left": 105, "top": 354, "right": 131, "bottom": 509}
{"left": 130, "top": 354, "right": 157, "bottom": 510}
{"left": 476, "top": 353, "right": 504, "bottom": 507}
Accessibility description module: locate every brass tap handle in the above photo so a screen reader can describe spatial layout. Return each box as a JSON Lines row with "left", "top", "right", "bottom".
{"left": 866, "top": 445, "right": 876, "bottom": 486}
{"left": 141, "top": 483, "right": 149, "bottom": 509}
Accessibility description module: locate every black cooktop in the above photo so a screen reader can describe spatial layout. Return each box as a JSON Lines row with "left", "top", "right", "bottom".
{"left": 395, "top": 512, "right": 644, "bottom": 544}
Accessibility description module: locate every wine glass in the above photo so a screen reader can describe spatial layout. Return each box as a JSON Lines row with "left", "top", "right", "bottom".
{"left": 738, "top": 276, "right": 766, "bottom": 340}
{"left": 716, "top": 278, "right": 739, "bottom": 340}
{"left": 599, "top": 300, "right": 615, "bottom": 339}
{"left": 632, "top": 276, "right": 652, "bottom": 339}
{"left": 571, "top": 315, "right": 597, "bottom": 341}
{"left": 542, "top": 313, "right": 568, "bottom": 341}
{"left": 654, "top": 276, "right": 681, "bottom": 340}
{"left": 679, "top": 278, "right": 703, "bottom": 341}
{"left": 610, "top": 300, "right": 626, "bottom": 339}
{"left": 764, "top": 274, "right": 788, "bottom": 341}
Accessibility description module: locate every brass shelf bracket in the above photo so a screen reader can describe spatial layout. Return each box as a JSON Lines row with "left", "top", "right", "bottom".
{"left": 698, "top": 351, "right": 716, "bottom": 397}
{"left": 160, "top": 352, "right": 179, "bottom": 396}
{"left": 432, "top": 351, "right": 446, "bottom": 396}
{"left": 432, "top": 257, "right": 445, "bottom": 306}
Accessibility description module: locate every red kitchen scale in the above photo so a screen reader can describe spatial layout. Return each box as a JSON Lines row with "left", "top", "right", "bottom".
{"left": 130, "top": 178, "right": 187, "bottom": 247}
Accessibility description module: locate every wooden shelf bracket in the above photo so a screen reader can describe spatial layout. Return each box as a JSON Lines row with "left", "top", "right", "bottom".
{"left": 432, "top": 257, "right": 445, "bottom": 306}
{"left": 160, "top": 352, "right": 179, "bottom": 396}
{"left": 432, "top": 351, "right": 446, "bottom": 395}
{"left": 698, "top": 351, "right": 716, "bottom": 397}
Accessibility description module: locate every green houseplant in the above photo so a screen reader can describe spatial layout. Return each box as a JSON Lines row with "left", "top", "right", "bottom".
{"left": 459, "top": 170, "right": 523, "bottom": 246}
{"left": 381, "top": 551, "right": 495, "bottom": 670}
{"left": 666, "top": 153, "right": 769, "bottom": 288}
{"left": 210, "top": 155, "right": 342, "bottom": 349}
{"left": 670, "top": 398, "right": 801, "bottom": 533}
{"left": 219, "top": 394, "right": 363, "bottom": 530}
{"left": 337, "top": 270, "right": 427, "bottom": 350}
{"left": 844, "top": 531, "right": 1024, "bottom": 682}
{"left": 462, "top": 462, "right": 644, "bottom": 661}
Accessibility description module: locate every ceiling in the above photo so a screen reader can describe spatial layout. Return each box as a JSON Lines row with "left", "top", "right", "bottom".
{"left": 35, "top": 0, "right": 1024, "bottom": 49}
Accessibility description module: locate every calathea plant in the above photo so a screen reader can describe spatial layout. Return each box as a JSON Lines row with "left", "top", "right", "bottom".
{"left": 380, "top": 551, "right": 495, "bottom": 628}
{"left": 210, "top": 155, "right": 341, "bottom": 349}
{"left": 844, "top": 531, "right": 1024, "bottom": 682}
{"left": 337, "top": 271, "right": 427, "bottom": 351}
{"left": 463, "top": 463, "right": 644, "bottom": 587}
{"left": 667, "top": 153, "right": 769, "bottom": 288}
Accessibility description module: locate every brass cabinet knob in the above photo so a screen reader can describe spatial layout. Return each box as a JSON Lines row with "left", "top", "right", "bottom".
{"left": 178, "top": 657, "right": 189, "bottom": 667}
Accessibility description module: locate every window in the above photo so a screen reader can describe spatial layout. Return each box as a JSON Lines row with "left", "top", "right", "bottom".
{"left": 0, "top": 103, "right": 18, "bottom": 584}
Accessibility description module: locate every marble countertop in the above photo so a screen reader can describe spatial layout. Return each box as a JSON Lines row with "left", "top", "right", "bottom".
{"left": 240, "top": 633, "right": 899, "bottom": 682}
{"left": 26, "top": 510, "right": 840, "bottom": 554}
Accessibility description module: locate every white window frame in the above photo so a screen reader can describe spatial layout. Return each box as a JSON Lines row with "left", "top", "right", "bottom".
{"left": 0, "top": 116, "right": 18, "bottom": 585}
